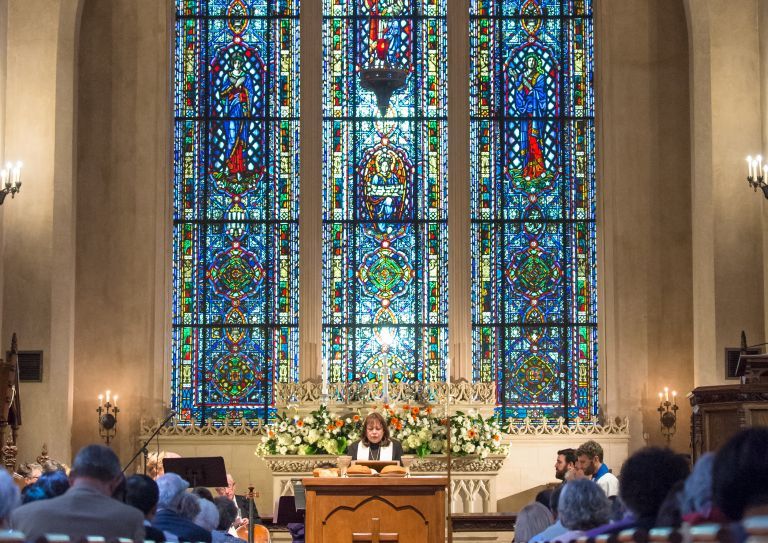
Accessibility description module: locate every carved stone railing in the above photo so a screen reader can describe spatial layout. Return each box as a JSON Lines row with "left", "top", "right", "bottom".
{"left": 505, "top": 416, "right": 630, "bottom": 436}
{"left": 273, "top": 379, "right": 497, "bottom": 411}
{"left": 261, "top": 453, "right": 508, "bottom": 514}
{"left": 138, "top": 414, "right": 629, "bottom": 439}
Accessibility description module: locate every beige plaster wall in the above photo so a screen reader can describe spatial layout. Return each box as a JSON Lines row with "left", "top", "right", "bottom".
{"left": 4, "top": 0, "right": 746, "bottom": 469}
{"left": 596, "top": 0, "right": 693, "bottom": 452}
{"left": 687, "top": 0, "right": 765, "bottom": 389}
{"left": 761, "top": 0, "right": 768, "bottom": 342}
{"left": 2, "top": 0, "right": 81, "bottom": 464}
{"left": 73, "top": 0, "right": 171, "bottom": 461}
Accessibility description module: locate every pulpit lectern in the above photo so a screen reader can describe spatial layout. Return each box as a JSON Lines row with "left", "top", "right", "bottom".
{"left": 689, "top": 352, "right": 768, "bottom": 461}
{"left": 302, "top": 476, "right": 447, "bottom": 543}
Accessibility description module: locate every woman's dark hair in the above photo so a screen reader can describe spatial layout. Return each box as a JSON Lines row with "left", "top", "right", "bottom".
{"left": 713, "top": 427, "right": 768, "bottom": 520}
{"left": 38, "top": 470, "right": 69, "bottom": 499}
{"left": 361, "top": 412, "right": 391, "bottom": 447}
{"left": 619, "top": 447, "right": 689, "bottom": 520}
{"left": 193, "top": 486, "right": 215, "bottom": 502}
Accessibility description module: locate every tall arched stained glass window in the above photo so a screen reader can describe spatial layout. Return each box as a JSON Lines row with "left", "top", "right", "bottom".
{"left": 470, "top": 0, "right": 597, "bottom": 421}
{"left": 322, "top": 1, "right": 448, "bottom": 387}
{"left": 172, "top": 0, "right": 300, "bottom": 423}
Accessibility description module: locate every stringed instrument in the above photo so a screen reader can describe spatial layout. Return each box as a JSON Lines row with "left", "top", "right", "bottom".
{"left": 235, "top": 486, "right": 271, "bottom": 543}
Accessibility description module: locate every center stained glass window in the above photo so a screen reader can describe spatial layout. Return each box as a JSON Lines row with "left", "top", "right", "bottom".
{"left": 470, "top": 0, "right": 597, "bottom": 421}
{"left": 172, "top": 0, "right": 300, "bottom": 423}
{"left": 321, "top": 0, "right": 449, "bottom": 387}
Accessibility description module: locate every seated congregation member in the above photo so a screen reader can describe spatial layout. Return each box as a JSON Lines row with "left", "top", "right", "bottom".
{"left": 215, "top": 473, "right": 262, "bottom": 529}
{"left": 125, "top": 474, "right": 177, "bottom": 543}
{"left": 146, "top": 451, "right": 181, "bottom": 481}
{"left": 555, "top": 448, "right": 578, "bottom": 482}
{"left": 554, "top": 479, "right": 611, "bottom": 542}
{"left": 530, "top": 484, "right": 567, "bottom": 543}
{"left": 514, "top": 502, "right": 554, "bottom": 543}
{"left": 585, "top": 447, "right": 690, "bottom": 537}
{"left": 713, "top": 427, "right": 768, "bottom": 521}
{"left": 346, "top": 412, "right": 403, "bottom": 463}
{"left": 195, "top": 498, "right": 221, "bottom": 533}
{"left": 576, "top": 440, "right": 619, "bottom": 497}
{"left": 0, "top": 470, "right": 20, "bottom": 529}
{"left": 153, "top": 472, "right": 212, "bottom": 543}
{"left": 10, "top": 444, "right": 145, "bottom": 541}
{"left": 678, "top": 452, "right": 726, "bottom": 525}
{"left": 212, "top": 497, "right": 246, "bottom": 543}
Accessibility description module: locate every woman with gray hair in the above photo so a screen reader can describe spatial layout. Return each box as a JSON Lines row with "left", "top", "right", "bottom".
{"left": 0, "top": 470, "right": 20, "bottom": 528}
{"left": 554, "top": 479, "right": 611, "bottom": 542}
{"left": 514, "top": 502, "right": 554, "bottom": 543}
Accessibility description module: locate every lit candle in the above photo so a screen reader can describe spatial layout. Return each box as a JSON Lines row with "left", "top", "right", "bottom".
{"left": 763, "top": 165, "right": 768, "bottom": 181}
{"left": 758, "top": 156, "right": 764, "bottom": 179}
{"left": 664, "top": 387, "right": 669, "bottom": 402}
{"left": 321, "top": 358, "right": 329, "bottom": 396}
{"left": 106, "top": 390, "right": 111, "bottom": 404}
{"left": 748, "top": 156, "right": 754, "bottom": 179}
{"left": 98, "top": 394, "right": 103, "bottom": 408}
{"left": 658, "top": 391, "right": 663, "bottom": 402}
{"left": 11, "top": 162, "right": 21, "bottom": 187}
{"left": 672, "top": 390, "right": 677, "bottom": 405}
{"left": 113, "top": 395, "right": 119, "bottom": 406}
{"left": 0, "top": 167, "right": 8, "bottom": 188}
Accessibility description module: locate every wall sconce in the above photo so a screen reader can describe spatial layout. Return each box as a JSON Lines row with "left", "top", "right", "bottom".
{"left": 746, "top": 155, "right": 768, "bottom": 198}
{"left": 657, "top": 387, "right": 678, "bottom": 444}
{"left": 0, "top": 162, "right": 22, "bottom": 205}
{"left": 97, "top": 390, "right": 119, "bottom": 445}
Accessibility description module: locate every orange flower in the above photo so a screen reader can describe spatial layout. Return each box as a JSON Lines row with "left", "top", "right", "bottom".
{"left": 268, "top": 431, "right": 275, "bottom": 438}
{"left": 411, "top": 407, "right": 420, "bottom": 416}
{"left": 327, "top": 424, "right": 334, "bottom": 431}
{"left": 353, "top": 414, "right": 360, "bottom": 422}
{"left": 335, "top": 419, "right": 343, "bottom": 428}
{"left": 493, "top": 434, "right": 500, "bottom": 441}
{"left": 468, "top": 429, "right": 477, "bottom": 439}
{"left": 425, "top": 407, "right": 432, "bottom": 414}
{"left": 403, "top": 404, "right": 411, "bottom": 411}
{"left": 383, "top": 403, "right": 390, "bottom": 410}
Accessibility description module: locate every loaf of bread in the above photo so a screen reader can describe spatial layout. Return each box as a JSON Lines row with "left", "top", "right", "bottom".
{"left": 347, "top": 464, "right": 372, "bottom": 475}
{"left": 380, "top": 465, "right": 407, "bottom": 475}
{"left": 312, "top": 467, "right": 340, "bottom": 477}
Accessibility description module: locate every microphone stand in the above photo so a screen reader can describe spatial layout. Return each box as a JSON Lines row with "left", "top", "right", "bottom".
{"left": 122, "top": 410, "right": 177, "bottom": 475}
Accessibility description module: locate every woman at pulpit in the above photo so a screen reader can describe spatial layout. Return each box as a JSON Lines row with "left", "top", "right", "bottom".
{"left": 347, "top": 412, "right": 403, "bottom": 462}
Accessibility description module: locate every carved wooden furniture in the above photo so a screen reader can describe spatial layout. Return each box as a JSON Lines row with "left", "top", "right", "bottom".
{"left": 302, "top": 476, "right": 447, "bottom": 543}
{"left": 689, "top": 383, "right": 768, "bottom": 461}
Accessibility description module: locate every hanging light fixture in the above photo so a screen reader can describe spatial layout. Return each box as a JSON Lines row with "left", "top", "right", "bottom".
{"left": 359, "top": 37, "right": 408, "bottom": 117}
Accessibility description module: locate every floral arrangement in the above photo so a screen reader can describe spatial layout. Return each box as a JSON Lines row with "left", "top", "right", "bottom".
{"left": 255, "top": 405, "right": 361, "bottom": 456}
{"left": 257, "top": 404, "right": 508, "bottom": 459}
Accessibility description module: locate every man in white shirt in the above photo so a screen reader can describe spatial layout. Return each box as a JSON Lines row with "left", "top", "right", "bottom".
{"left": 576, "top": 440, "right": 619, "bottom": 498}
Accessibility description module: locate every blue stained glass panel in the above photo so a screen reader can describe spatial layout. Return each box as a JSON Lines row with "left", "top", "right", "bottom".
{"left": 470, "top": 0, "right": 597, "bottom": 422}
{"left": 322, "top": 0, "right": 449, "bottom": 386}
{"left": 172, "top": 0, "right": 300, "bottom": 424}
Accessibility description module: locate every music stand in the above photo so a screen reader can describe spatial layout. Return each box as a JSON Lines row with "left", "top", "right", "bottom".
{"left": 162, "top": 456, "right": 228, "bottom": 488}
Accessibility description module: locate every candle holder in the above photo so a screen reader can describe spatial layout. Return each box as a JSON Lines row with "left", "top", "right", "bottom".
{"left": 745, "top": 155, "right": 768, "bottom": 199}
{"left": 0, "top": 162, "right": 22, "bottom": 205}
{"left": 97, "top": 391, "right": 119, "bottom": 445}
{"left": 657, "top": 387, "right": 678, "bottom": 445}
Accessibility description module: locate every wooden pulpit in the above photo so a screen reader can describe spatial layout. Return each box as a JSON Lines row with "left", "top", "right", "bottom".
{"left": 302, "top": 476, "right": 447, "bottom": 543}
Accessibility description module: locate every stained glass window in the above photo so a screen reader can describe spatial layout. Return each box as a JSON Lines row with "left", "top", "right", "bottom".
{"left": 172, "top": 0, "right": 300, "bottom": 423}
{"left": 470, "top": 0, "right": 597, "bottom": 421}
{"left": 322, "top": 0, "right": 448, "bottom": 388}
